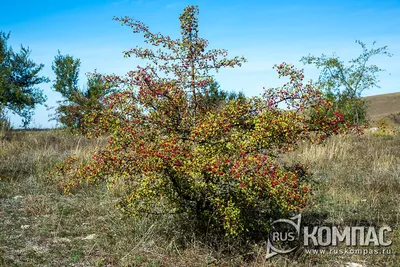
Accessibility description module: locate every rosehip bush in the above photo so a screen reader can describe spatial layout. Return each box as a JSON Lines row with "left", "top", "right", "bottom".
{"left": 54, "top": 5, "right": 350, "bottom": 240}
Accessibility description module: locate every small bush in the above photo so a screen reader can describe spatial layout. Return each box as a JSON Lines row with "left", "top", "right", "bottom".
{"left": 375, "top": 119, "right": 397, "bottom": 136}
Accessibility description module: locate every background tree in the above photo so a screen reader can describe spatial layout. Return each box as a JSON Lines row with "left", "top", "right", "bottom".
{"left": 199, "top": 81, "right": 245, "bottom": 110}
{"left": 52, "top": 51, "right": 112, "bottom": 132}
{"left": 0, "top": 32, "right": 49, "bottom": 127}
{"left": 301, "top": 40, "right": 392, "bottom": 125}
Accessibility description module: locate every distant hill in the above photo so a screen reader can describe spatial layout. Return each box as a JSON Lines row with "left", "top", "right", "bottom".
{"left": 364, "top": 92, "right": 400, "bottom": 124}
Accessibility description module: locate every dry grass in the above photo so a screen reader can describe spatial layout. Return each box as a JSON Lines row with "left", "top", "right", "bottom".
{"left": 0, "top": 129, "right": 399, "bottom": 266}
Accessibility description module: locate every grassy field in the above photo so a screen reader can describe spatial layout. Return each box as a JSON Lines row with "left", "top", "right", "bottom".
{"left": 0, "top": 126, "right": 399, "bottom": 266}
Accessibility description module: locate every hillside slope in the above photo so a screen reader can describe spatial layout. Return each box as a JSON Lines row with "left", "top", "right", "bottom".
{"left": 364, "top": 91, "right": 400, "bottom": 124}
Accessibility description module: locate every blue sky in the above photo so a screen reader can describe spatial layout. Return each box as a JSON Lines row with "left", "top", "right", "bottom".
{"left": 2, "top": 0, "right": 399, "bottom": 128}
